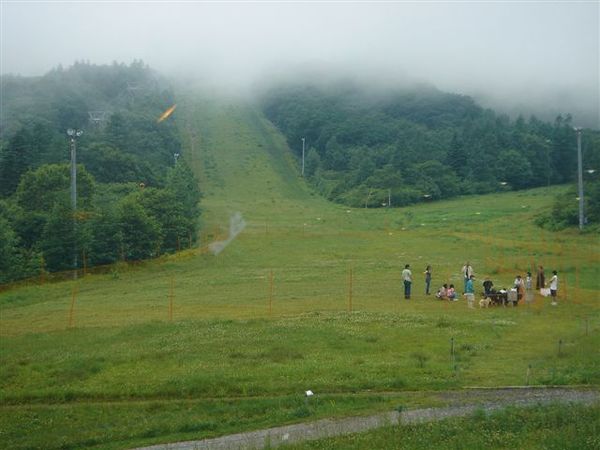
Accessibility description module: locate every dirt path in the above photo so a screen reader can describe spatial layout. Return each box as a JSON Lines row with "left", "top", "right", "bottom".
{"left": 133, "top": 387, "right": 598, "bottom": 450}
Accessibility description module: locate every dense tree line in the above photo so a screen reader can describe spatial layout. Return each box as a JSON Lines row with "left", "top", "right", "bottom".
{"left": 261, "top": 81, "right": 600, "bottom": 212}
{"left": 0, "top": 62, "right": 201, "bottom": 284}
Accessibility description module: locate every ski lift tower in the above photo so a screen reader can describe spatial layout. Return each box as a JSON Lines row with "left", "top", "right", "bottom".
{"left": 88, "top": 111, "right": 108, "bottom": 128}
{"left": 126, "top": 82, "right": 144, "bottom": 102}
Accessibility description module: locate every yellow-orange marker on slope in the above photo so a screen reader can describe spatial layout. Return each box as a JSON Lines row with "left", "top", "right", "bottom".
{"left": 157, "top": 104, "right": 177, "bottom": 123}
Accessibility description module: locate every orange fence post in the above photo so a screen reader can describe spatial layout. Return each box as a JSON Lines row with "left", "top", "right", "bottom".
{"left": 169, "top": 277, "right": 174, "bottom": 321}
{"left": 82, "top": 249, "right": 87, "bottom": 276}
{"left": 348, "top": 267, "right": 353, "bottom": 313}
{"left": 269, "top": 270, "right": 274, "bottom": 316}
{"left": 575, "top": 265, "right": 580, "bottom": 302}
{"left": 68, "top": 285, "right": 78, "bottom": 328}
{"left": 39, "top": 256, "right": 46, "bottom": 285}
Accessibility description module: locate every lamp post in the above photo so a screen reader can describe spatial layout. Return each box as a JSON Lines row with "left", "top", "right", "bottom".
{"left": 545, "top": 139, "right": 552, "bottom": 186}
{"left": 574, "top": 127, "right": 584, "bottom": 230}
{"left": 67, "top": 128, "right": 83, "bottom": 276}
{"left": 67, "top": 129, "right": 83, "bottom": 210}
{"left": 301, "top": 137, "right": 305, "bottom": 177}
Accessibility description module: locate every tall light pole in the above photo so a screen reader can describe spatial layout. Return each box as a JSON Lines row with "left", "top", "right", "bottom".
{"left": 545, "top": 139, "right": 551, "bottom": 186}
{"left": 67, "top": 129, "right": 83, "bottom": 210}
{"left": 575, "top": 127, "right": 584, "bottom": 230}
{"left": 301, "top": 137, "right": 305, "bottom": 177}
{"left": 67, "top": 128, "right": 83, "bottom": 275}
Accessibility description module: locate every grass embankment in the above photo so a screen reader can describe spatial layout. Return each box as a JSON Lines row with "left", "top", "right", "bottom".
{"left": 287, "top": 403, "right": 600, "bottom": 450}
{"left": 1, "top": 94, "right": 599, "bottom": 449}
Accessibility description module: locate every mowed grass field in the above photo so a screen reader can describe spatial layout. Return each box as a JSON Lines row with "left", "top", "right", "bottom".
{"left": 1, "top": 93, "right": 599, "bottom": 449}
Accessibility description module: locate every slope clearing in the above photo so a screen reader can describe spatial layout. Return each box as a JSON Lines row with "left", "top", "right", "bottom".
{"left": 1, "top": 94, "right": 598, "bottom": 450}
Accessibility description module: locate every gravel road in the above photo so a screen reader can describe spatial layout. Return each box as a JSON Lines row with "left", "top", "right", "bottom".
{"left": 133, "top": 387, "right": 599, "bottom": 450}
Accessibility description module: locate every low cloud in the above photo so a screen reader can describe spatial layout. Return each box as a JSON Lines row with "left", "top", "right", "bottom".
{"left": 2, "top": 2, "right": 598, "bottom": 127}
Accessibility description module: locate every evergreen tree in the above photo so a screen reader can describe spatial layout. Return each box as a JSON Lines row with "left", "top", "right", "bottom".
{"left": 86, "top": 209, "right": 123, "bottom": 266}
{"left": 118, "top": 197, "right": 162, "bottom": 260}
{"left": 0, "top": 217, "right": 22, "bottom": 283}
{"left": 137, "top": 188, "right": 189, "bottom": 252}
{"left": 39, "top": 201, "right": 77, "bottom": 272}
{"left": 304, "top": 147, "right": 321, "bottom": 178}
{"left": 15, "top": 163, "right": 95, "bottom": 213}
{"left": 0, "top": 127, "right": 34, "bottom": 197}
{"left": 496, "top": 149, "right": 534, "bottom": 189}
{"left": 446, "top": 132, "right": 467, "bottom": 176}
{"left": 166, "top": 159, "right": 201, "bottom": 225}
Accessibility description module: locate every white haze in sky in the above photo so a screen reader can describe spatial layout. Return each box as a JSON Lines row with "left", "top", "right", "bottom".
{"left": 1, "top": 1, "right": 599, "bottom": 126}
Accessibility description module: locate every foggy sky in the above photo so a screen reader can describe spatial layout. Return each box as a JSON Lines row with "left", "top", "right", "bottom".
{"left": 1, "top": 1, "right": 599, "bottom": 127}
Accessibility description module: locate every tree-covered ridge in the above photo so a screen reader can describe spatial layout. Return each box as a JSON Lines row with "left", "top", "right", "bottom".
{"left": 261, "top": 82, "right": 600, "bottom": 209}
{"left": 1, "top": 60, "right": 179, "bottom": 194}
{"left": 0, "top": 62, "right": 201, "bottom": 284}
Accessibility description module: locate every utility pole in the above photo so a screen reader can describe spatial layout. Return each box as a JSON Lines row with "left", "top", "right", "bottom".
{"left": 67, "top": 129, "right": 83, "bottom": 276}
{"left": 301, "top": 137, "right": 305, "bottom": 177}
{"left": 575, "top": 127, "right": 584, "bottom": 230}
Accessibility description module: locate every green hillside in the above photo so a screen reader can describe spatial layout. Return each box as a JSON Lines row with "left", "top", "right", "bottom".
{"left": 261, "top": 81, "right": 600, "bottom": 211}
{"left": 1, "top": 91, "right": 599, "bottom": 450}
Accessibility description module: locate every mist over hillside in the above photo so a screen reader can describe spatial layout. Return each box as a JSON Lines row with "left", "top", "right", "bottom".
{"left": 250, "top": 65, "right": 599, "bottom": 130}
{"left": 472, "top": 88, "right": 598, "bottom": 131}
{"left": 2, "top": 2, "right": 598, "bottom": 129}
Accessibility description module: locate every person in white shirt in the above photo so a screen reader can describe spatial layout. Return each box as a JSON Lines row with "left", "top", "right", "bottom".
{"left": 514, "top": 275, "right": 525, "bottom": 301}
{"left": 550, "top": 270, "right": 558, "bottom": 305}
{"left": 402, "top": 264, "right": 412, "bottom": 299}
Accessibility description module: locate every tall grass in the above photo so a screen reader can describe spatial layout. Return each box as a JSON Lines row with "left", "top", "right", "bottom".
{"left": 286, "top": 403, "right": 600, "bottom": 450}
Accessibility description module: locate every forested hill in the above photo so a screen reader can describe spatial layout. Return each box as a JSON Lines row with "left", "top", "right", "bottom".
{"left": 0, "top": 62, "right": 200, "bottom": 284}
{"left": 1, "top": 60, "right": 181, "bottom": 190}
{"left": 261, "top": 82, "right": 600, "bottom": 207}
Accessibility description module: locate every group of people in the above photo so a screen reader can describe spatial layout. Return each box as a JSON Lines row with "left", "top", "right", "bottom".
{"left": 401, "top": 262, "right": 559, "bottom": 307}
{"left": 402, "top": 262, "right": 474, "bottom": 302}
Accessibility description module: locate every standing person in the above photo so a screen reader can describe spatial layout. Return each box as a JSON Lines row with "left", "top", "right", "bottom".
{"left": 536, "top": 265, "right": 546, "bottom": 290}
{"left": 465, "top": 275, "right": 475, "bottom": 308}
{"left": 514, "top": 275, "right": 525, "bottom": 301}
{"left": 525, "top": 271, "right": 534, "bottom": 304}
{"left": 402, "top": 264, "right": 412, "bottom": 300}
{"left": 461, "top": 262, "right": 474, "bottom": 293}
{"left": 525, "top": 272, "right": 533, "bottom": 290}
{"left": 550, "top": 270, "right": 558, "bottom": 306}
{"left": 424, "top": 265, "right": 432, "bottom": 295}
